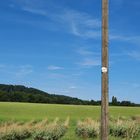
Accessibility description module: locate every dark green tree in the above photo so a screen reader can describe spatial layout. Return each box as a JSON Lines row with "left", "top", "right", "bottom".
{"left": 112, "top": 96, "right": 118, "bottom": 105}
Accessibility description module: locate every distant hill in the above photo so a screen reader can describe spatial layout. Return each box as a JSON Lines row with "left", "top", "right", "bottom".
{"left": 0, "top": 84, "right": 139, "bottom": 106}
{"left": 0, "top": 84, "right": 99, "bottom": 105}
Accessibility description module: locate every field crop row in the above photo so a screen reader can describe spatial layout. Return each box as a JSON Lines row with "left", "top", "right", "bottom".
{"left": 0, "top": 102, "right": 140, "bottom": 140}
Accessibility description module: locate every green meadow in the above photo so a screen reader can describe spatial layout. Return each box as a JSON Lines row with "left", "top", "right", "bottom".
{"left": 0, "top": 102, "right": 140, "bottom": 140}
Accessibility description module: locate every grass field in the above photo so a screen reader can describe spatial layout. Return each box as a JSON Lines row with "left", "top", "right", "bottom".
{"left": 0, "top": 102, "right": 140, "bottom": 140}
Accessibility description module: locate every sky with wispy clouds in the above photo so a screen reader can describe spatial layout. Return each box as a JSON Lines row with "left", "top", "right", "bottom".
{"left": 0, "top": 0, "right": 140, "bottom": 103}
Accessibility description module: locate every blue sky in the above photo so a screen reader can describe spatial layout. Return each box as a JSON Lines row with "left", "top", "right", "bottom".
{"left": 0, "top": 0, "right": 140, "bottom": 103}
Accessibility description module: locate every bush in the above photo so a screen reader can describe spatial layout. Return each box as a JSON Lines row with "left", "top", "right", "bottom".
{"left": 75, "top": 118, "right": 100, "bottom": 139}
{"left": 0, "top": 118, "right": 69, "bottom": 140}
{"left": 0, "top": 123, "right": 32, "bottom": 140}
{"left": 33, "top": 124, "right": 67, "bottom": 140}
{"left": 33, "top": 118, "right": 69, "bottom": 140}
{"left": 131, "top": 116, "right": 140, "bottom": 123}
{"left": 109, "top": 119, "right": 140, "bottom": 139}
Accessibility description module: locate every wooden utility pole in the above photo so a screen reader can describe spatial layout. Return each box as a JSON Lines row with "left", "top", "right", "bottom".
{"left": 101, "top": 0, "right": 109, "bottom": 140}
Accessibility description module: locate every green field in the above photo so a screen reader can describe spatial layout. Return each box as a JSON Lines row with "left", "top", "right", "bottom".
{"left": 0, "top": 102, "right": 140, "bottom": 140}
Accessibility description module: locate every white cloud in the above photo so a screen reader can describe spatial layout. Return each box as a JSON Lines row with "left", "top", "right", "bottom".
{"left": 77, "top": 47, "right": 100, "bottom": 56}
{"left": 62, "top": 9, "right": 101, "bottom": 39}
{"left": 71, "top": 72, "right": 83, "bottom": 77}
{"left": 15, "top": 65, "right": 33, "bottom": 77}
{"left": 47, "top": 65, "right": 63, "bottom": 70}
{"left": 121, "top": 82, "right": 140, "bottom": 89}
{"left": 9, "top": 4, "right": 15, "bottom": 8}
{"left": 12, "top": 0, "right": 140, "bottom": 43}
{"left": 0, "top": 64, "right": 5, "bottom": 69}
{"left": 69, "top": 86, "right": 77, "bottom": 89}
{"left": 12, "top": 0, "right": 101, "bottom": 39}
{"left": 0, "top": 64, "right": 33, "bottom": 78}
{"left": 127, "top": 51, "right": 140, "bottom": 61}
{"left": 47, "top": 73, "right": 66, "bottom": 79}
{"left": 132, "top": 83, "right": 140, "bottom": 88}
{"left": 110, "top": 34, "right": 140, "bottom": 45}
{"left": 111, "top": 0, "right": 124, "bottom": 7}
{"left": 22, "top": 7, "right": 47, "bottom": 16}
{"left": 76, "top": 47, "right": 100, "bottom": 68}
{"left": 77, "top": 49, "right": 93, "bottom": 56}
{"left": 78, "top": 58, "right": 100, "bottom": 67}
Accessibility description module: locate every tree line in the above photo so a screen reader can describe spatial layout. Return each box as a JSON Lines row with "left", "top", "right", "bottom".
{"left": 0, "top": 84, "right": 139, "bottom": 106}
{"left": 110, "top": 96, "right": 140, "bottom": 106}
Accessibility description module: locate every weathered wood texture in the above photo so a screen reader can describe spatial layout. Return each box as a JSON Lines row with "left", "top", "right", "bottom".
{"left": 101, "top": 0, "right": 109, "bottom": 140}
